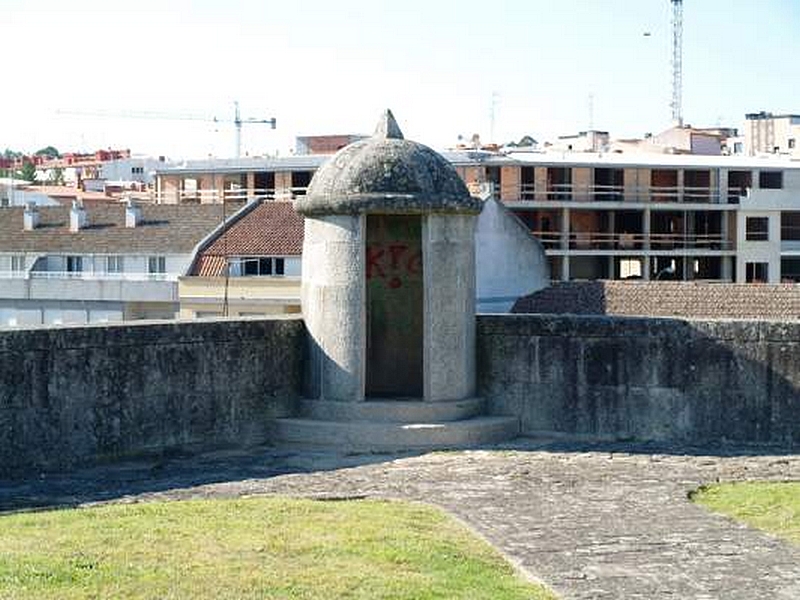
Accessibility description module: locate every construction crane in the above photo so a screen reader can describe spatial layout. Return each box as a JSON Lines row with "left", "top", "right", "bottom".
{"left": 670, "top": 0, "right": 684, "bottom": 127}
{"left": 57, "top": 101, "right": 276, "bottom": 158}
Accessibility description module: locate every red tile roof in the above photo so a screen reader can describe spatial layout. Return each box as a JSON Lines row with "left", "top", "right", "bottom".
{"left": 192, "top": 201, "right": 304, "bottom": 276}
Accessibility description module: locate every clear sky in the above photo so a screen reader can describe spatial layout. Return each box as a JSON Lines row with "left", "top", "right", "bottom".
{"left": 3, "top": 0, "right": 799, "bottom": 159}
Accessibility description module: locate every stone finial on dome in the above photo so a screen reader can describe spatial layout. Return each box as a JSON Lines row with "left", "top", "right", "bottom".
{"left": 295, "top": 109, "right": 482, "bottom": 216}
{"left": 374, "top": 109, "right": 404, "bottom": 140}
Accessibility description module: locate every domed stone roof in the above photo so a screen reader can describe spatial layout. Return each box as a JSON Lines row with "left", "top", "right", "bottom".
{"left": 294, "top": 110, "right": 482, "bottom": 216}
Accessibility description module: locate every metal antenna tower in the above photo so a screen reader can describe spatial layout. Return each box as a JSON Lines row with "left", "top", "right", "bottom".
{"left": 670, "top": 0, "right": 684, "bottom": 126}
{"left": 489, "top": 92, "right": 499, "bottom": 143}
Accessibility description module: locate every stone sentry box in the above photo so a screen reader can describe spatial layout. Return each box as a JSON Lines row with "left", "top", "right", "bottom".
{"left": 295, "top": 111, "right": 482, "bottom": 402}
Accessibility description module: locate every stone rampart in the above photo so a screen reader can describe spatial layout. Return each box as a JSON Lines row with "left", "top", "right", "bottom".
{"left": 0, "top": 317, "right": 304, "bottom": 476}
{"left": 5, "top": 313, "right": 800, "bottom": 477}
{"left": 478, "top": 314, "right": 800, "bottom": 445}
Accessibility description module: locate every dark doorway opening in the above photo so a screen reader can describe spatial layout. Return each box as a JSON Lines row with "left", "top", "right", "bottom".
{"left": 366, "top": 215, "right": 424, "bottom": 398}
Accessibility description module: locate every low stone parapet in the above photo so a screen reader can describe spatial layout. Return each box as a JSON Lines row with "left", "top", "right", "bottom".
{"left": 0, "top": 317, "right": 304, "bottom": 476}
{"left": 478, "top": 314, "right": 800, "bottom": 446}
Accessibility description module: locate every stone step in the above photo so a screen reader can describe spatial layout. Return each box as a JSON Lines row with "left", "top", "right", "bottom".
{"left": 267, "top": 415, "right": 520, "bottom": 453}
{"left": 297, "top": 398, "right": 486, "bottom": 423}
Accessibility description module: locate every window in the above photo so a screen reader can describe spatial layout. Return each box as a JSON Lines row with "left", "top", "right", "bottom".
{"left": 66, "top": 256, "right": 83, "bottom": 272}
{"left": 781, "top": 213, "right": 800, "bottom": 241}
{"left": 290, "top": 171, "right": 314, "bottom": 196}
{"left": 11, "top": 255, "right": 25, "bottom": 272}
{"left": 148, "top": 256, "right": 166, "bottom": 274}
{"left": 781, "top": 258, "right": 800, "bottom": 282}
{"left": 229, "top": 257, "right": 285, "bottom": 276}
{"left": 684, "top": 170, "right": 711, "bottom": 202}
{"left": 106, "top": 256, "right": 123, "bottom": 273}
{"left": 745, "top": 262, "right": 768, "bottom": 283}
{"left": 547, "top": 167, "right": 572, "bottom": 200}
{"left": 745, "top": 217, "right": 769, "bottom": 241}
{"left": 728, "top": 170, "right": 752, "bottom": 203}
{"left": 759, "top": 170, "right": 783, "bottom": 189}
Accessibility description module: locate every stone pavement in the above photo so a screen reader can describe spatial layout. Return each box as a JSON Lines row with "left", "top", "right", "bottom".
{"left": 2, "top": 438, "right": 800, "bottom": 599}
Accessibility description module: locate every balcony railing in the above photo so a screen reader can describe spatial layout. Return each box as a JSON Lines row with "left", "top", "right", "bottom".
{"left": 153, "top": 187, "right": 309, "bottom": 204}
{"left": 528, "top": 231, "right": 562, "bottom": 249}
{"left": 565, "top": 232, "right": 732, "bottom": 251}
{"left": 484, "top": 182, "right": 749, "bottom": 205}
{"left": 26, "top": 271, "right": 174, "bottom": 282}
{"left": 528, "top": 231, "right": 733, "bottom": 251}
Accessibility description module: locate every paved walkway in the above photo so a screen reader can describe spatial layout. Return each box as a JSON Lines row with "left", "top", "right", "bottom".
{"left": 2, "top": 438, "right": 800, "bottom": 599}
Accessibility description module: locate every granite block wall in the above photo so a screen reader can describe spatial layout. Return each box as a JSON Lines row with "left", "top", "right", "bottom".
{"left": 478, "top": 314, "right": 800, "bottom": 445}
{"left": 0, "top": 317, "right": 304, "bottom": 476}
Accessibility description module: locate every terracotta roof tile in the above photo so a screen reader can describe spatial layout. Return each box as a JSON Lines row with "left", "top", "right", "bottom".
{"left": 202, "top": 201, "right": 304, "bottom": 258}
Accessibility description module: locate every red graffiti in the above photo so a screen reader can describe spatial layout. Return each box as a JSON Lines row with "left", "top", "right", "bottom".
{"left": 366, "top": 243, "right": 422, "bottom": 287}
{"left": 366, "top": 246, "right": 385, "bottom": 279}
{"left": 389, "top": 244, "right": 408, "bottom": 270}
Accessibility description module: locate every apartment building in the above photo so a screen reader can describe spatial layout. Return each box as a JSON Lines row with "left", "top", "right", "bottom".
{"left": 746, "top": 112, "right": 800, "bottom": 157}
{"left": 154, "top": 155, "right": 325, "bottom": 204}
{"left": 0, "top": 201, "right": 233, "bottom": 327}
{"left": 178, "top": 200, "right": 304, "bottom": 318}
{"left": 154, "top": 149, "right": 800, "bottom": 285}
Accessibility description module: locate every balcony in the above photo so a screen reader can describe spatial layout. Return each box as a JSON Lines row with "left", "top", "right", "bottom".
{"left": 27, "top": 271, "right": 174, "bottom": 282}
{"left": 564, "top": 232, "right": 732, "bottom": 251}
{"left": 528, "top": 231, "right": 562, "bottom": 249}
{"left": 0, "top": 271, "right": 178, "bottom": 303}
{"left": 486, "top": 183, "right": 732, "bottom": 205}
{"left": 153, "top": 187, "right": 309, "bottom": 204}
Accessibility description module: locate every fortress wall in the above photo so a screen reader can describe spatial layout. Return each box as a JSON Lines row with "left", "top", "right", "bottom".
{"left": 0, "top": 317, "right": 304, "bottom": 476}
{"left": 478, "top": 314, "right": 800, "bottom": 446}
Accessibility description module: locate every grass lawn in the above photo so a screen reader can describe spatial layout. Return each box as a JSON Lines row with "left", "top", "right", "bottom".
{"left": 692, "top": 482, "right": 800, "bottom": 545}
{"left": 0, "top": 496, "right": 555, "bottom": 600}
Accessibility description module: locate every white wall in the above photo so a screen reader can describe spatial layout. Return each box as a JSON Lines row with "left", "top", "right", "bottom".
{"left": 0, "top": 300, "right": 126, "bottom": 328}
{"left": 284, "top": 256, "right": 302, "bottom": 276}
{"left": 475, "top": 197, "right": 550, "bottom": 312}
{"left": 99, "top": 157, "right": 167, "bottom": 184}
{"left": 736, "top": 210, "right": 781, "bottom": 283}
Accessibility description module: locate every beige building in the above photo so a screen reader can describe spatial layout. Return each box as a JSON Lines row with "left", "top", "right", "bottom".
{"left": 745, "top": 112, "right": 800, "bottom": 157}
{"left": 154, "top": 156, "right": 323, "bottom": 204}
{"left": 154, "top": 147, "right": 800, "bottom": 285}
{"left": 178, "top": 200, "right": 303, "bottom": 317}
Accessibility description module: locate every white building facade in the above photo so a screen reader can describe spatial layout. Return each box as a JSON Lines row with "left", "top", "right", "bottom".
{"left": 0, "top": 202, "right": 229, "bottom": 327}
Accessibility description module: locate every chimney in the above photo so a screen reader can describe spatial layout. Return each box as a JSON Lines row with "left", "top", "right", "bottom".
{"left": 70, "top": 199, "right": 87, "bottom": 232}
{"left": 124, "top": 196, "right": 141, "bottom": 228}
{"left": 23, "top": 201, "right": 39, "bottom": 231}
